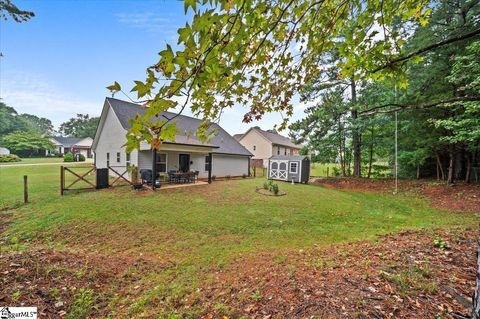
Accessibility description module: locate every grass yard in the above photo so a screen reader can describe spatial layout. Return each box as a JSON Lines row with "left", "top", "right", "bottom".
{"left": 0, "top": 157, "right": 66, "bottom": 165}
{"left": 0, "top": 164, "right": 478, "bottom": 317}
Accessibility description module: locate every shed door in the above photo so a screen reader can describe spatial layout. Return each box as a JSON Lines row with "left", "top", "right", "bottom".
{"left": 270, "top": 160, "right": 288, "bottom": 180}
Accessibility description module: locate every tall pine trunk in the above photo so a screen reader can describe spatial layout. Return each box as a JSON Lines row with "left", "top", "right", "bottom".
{"left": 367, "top": 127, "right": 374, "bottom": 179}
{"left": 436, "top": 152, "right": 445, "bottom": 180}
{"left": 447, "top": 146, "right": 455, "bottom": 184}
{"left": 351, "top": 79, "right": 361, "bottom": 177}
{"left": 465, "top": 152, "right": 472, "bottom": 183}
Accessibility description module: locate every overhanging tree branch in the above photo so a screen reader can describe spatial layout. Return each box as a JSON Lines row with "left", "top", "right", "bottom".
{"left": 370, "top": 28, "right": 480, "bottom": 73}
{"left": 360, "top": 96, "right": 480, "bottom": 116}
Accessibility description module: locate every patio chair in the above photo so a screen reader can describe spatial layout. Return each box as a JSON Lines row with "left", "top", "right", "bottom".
{"left": 194, "top": 171, "right": 199, "bottom": 183}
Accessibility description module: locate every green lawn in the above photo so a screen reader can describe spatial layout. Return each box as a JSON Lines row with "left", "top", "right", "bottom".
{"left": 0, "top": 164, "right": 476, "bottom": 317}
{"left": 0, "top": 157, "right": 66, "bottom": 165}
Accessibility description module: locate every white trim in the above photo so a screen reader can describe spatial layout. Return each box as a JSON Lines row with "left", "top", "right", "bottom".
{"left": 289, "top": 161, "right": 299, "bottom": 174}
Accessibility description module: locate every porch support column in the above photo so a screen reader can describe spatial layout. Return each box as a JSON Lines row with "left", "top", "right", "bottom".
{"left": 208, "top": 152, "right": 212, "bottom": 184}
{"left": 152, "top": 150, "right": 157, "bottom": 190}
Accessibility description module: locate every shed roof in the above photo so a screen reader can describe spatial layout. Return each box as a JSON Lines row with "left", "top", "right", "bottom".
{"left": 270, "top": 155, "right": 309, "bottom": 161}
{"left": 106, "top": 98, "right": 252, "bottom": 156}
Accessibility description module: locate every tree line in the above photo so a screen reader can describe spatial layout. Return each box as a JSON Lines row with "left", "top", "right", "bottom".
{"left": 0, "top": 102, "right": 99, "bottom": 156}
{"left": 290, "top": 0, "right": 480, "bottom": 184}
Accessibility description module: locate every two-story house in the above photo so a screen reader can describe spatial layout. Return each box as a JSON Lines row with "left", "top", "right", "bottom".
{"left": 234, "top": 127, "right": 302, "bottom": 167}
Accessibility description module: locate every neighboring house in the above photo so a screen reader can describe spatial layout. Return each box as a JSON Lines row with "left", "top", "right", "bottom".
{"left": 49, "top": 136, "right": 94, "bottom": 158}
{"left": 92, "top": 98, "right": 252, "bottom": 180}
{"left": 234, "top": 127, "right": 302, "bottom": 167}
{"left": 0, "top": 147, "right": 10, "bottom": 155}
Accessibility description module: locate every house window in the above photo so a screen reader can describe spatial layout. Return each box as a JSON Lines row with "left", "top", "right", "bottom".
{"left": 106, "top": 153, "right": 110, "bottom": 167}
{"left": 277, "top": 147, "right": 280, "bottom": 155}
{"left": 126, "top": 152, "right": 131, "bottom": 167}
{"left": 156, "top": 152, "right": 167, "bottom": 172}
{"left": 290, "top": 162, "right": 298, "bottom": 174}
{"left": 284, "top": 148, "right": 287, "bottom": 155}
{"left": 205, "top": 155, "right": 211, "bottom": 171}
{"left": 290, "top": 149, "right": 293, "bottom": 156}
{"left": 117, "top": 152, "right": 121, "bottom": 163}
{"left": 253, "top": 145, "right": 256, "bottom": 151}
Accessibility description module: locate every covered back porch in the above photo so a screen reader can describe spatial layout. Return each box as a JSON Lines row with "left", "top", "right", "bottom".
{"left": 138, "top": 142, "right": 216, "bottom": 189}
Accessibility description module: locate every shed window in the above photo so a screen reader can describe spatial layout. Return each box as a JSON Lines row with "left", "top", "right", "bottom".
{"left": 290, "top": 162, "right": 298, "bottom": 173}
{"left": 205, "top": 155, "right": 211, "bottom": 171}
{"left": 156, "top": 152, "right": 167, "bottom": 173}
{"left": 117, "top": 152, "right": 121, "bottom": 163}
{"left": 106, "top": 153, "right": 110, "bottom": 167}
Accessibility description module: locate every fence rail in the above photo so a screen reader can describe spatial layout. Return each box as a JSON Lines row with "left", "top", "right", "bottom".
{"left": 60, "top": 165, "right": 96, "bottom": 195}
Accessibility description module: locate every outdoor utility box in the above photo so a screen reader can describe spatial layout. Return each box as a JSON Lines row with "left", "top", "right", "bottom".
{"left": 96, "top": 168, "right": 109, "bottom": 189}
{"left": 268, "top": 155, "right": 310, "bottom": 183}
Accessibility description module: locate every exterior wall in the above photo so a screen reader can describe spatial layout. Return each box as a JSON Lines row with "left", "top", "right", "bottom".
{"left": 94, "top": 106, "right": 128, "bottom": 169}
{"left": 138, "top": 150, "right": 210, "bottom": 178}
{"left": 238, "top": 130, "right": 272, "bottom": 163}
{"left": 212, "top": 154, "right": 249, "bottom": 177}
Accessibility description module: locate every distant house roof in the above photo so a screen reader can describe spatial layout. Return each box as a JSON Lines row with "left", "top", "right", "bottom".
{"left": 52, "top": 136, "right": 83, "bottom": 147}
{"left": 233, "top": 133, "right": 244, "bottom": 141}
{"left": 105, "top": 97, "right": 252, "bottom": 156}
{"left": 240, "top": 127, "right": 302, "bottom": 149}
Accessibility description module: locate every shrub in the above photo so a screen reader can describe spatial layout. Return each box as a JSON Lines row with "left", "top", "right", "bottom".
{"left": 0, "top": 154, "right": 21, "bottom": 162}
{"left": 77, "top": 154, "right": 86, "bottom": 162}
{"left": 63, "top": 152, "right": 74, "bottom": 162}
{"left": 263, "top": 181, "right": 269, "bottom": 190}
{"left": 242, "top": 173, "right": 248, "bottom": 178}
{"left": 272, "top": 184, "right": 279, "bottom": 195}
{"left": 332, "top": 166, "right": 342, "bottom": 176}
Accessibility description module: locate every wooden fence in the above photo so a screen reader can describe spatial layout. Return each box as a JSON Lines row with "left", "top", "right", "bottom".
{"left": 60, "top": 165, "right": 96, "bottom": 195}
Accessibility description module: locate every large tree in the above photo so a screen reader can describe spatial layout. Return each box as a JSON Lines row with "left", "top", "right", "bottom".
{"left": 0, "top": 102, "right": 54, "bottom": 136}
{"left": 107, "top": 0, "right": 444, "bottom": 154}
{"left": 1, "top": 131, "right": 54, "bottom": 157}
{"left": 58, "top": 114, "right": 99, "bottom": 138}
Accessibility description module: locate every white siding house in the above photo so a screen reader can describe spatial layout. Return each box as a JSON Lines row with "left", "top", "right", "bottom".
{"left": 92, "top": 98, "right": 252, "bottom": 181}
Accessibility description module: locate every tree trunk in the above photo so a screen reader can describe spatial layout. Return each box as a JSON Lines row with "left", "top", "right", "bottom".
{"left": 338, "top": 117, "right": 346, "bottom": 177}
{"left": 351, "top": 79, "right": 361, "bottom": 177}
{"left": 436, "top": 152, "right": 445, "bottom": 180}
{"left": 367, "top": 128, "right": 374, "bottom": 179}
{"left": 447, "top": 146, "right": 455, "bottom": 184}
{"left": 416, "top": 164, "right": 420, "bottom": 179}
{"left": 465, "top": 152, "right": 472, "bottom": 183}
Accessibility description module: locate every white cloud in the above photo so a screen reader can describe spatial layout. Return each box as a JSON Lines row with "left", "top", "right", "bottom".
{"left": 1, "top": 71, "right": 99, "bottom": 128}
{"left": 114, "top": 12, "right": 177, "bottom": 36}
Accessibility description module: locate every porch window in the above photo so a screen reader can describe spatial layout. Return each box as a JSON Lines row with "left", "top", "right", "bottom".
{"left": 117, "top": 152, "right": 121, "bottom": 163}
{"left": 156, "top": 152, "right": 167, "bottom": 173}
{"left": 289, "top": 162, "right": 298, "bottom": 173}
{"left": 126, "top": 152, "right": 131, "bottom": 167}
{"left": 205, "top": 155, "right": 211, "bottom": 171}
{"left": 107, "top": 153, "right": 110, "bottom": 167}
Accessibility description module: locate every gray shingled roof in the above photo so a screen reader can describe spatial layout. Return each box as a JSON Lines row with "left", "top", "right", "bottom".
{"left": 270, "top": 155, "right": 309, "bottom": 161}
{"left": 52, "top": 136, "right": 83, "bottom": 147}
{"left": 233, "top": 133, "right": 244, "bottom": 141}
{"left": 254, "top": 128, "right": 302, "bottom": 149}
{"left": 106, "top": 98, "right": 252, "bottom": 156}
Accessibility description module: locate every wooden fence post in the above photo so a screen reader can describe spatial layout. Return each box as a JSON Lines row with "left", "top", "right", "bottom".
{"left": 60, "top": 166, "right": 64, "bottom": 196}
{"left": 23, "top": 175, "right": 28, "bottom": 203}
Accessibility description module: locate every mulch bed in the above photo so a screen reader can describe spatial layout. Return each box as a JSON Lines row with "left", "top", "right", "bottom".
{"left": 310, "top": 178, "right": 480, "bottom": 213}
{"left": 200, "top": 228, "right": 478, "bottom": 319}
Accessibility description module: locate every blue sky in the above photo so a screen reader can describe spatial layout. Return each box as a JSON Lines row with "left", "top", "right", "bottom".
{"left": 1, "top": 0, "right": 310, "bottom": 135}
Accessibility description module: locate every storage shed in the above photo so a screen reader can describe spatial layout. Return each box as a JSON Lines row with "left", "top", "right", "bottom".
{"left": 268, "top": 155, "right": 310, "bottom": 183}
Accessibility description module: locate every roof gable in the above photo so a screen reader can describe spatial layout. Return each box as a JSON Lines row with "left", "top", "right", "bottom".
{"left": 240, "top": 127, "right": 301, "bottom": 149}
{"left": 103, "top": 98, "right": 252, "bottom": 156}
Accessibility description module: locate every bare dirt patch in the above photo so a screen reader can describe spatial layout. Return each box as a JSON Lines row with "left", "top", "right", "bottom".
{"left": 200, "top": 228, "right": 477, "bottom": 319}
{"left": 0, "top": 248, "right": 164, "bottom": 318}
{"left": 311, "top": 178, "right": 480, "bottom": 213}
